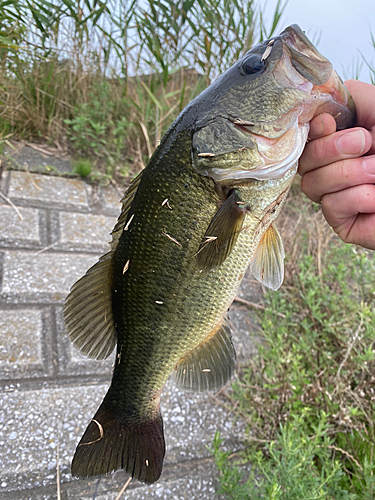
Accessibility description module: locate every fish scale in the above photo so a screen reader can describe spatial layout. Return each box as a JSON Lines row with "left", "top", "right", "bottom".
{"left": 64, "top": 24, "right": 356, "bottom": 484}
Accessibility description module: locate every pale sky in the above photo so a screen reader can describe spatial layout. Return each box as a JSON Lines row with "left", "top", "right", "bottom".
{"left": 263, "top": 0, "right": 375, "bottom": 83}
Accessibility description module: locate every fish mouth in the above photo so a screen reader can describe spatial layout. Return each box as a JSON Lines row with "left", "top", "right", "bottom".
{"left": 279, "top": 25, "right": 356, "bottom": 130}
{"left": 231, "top": 25, "right": 356, "bottom": 137}
{"left": 310, "top": 71, "right": 356, "bottom": 129}
{"left": 280, "top": 25, "right": 333, "bottom": 86}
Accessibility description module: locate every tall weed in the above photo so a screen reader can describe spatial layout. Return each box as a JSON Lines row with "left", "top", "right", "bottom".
{"left": 0, "top": 0, "right": 285, "bottom": 182}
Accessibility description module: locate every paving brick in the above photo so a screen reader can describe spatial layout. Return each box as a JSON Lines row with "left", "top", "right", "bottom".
{"left": 55, "top": 307, "right": 115, "bottom": 377}
{"left": 0, "top": 309, "right": 47, "bottom": 379}
{"left": 162, "top": 380, "right": 244, "bottom": 465}
{"left": 229, "top": 308, "right": 260, "bottom": 361}
{"left": 72, "top": 463, "right": 221, "bottom": 500}
{"left": 7, "top": 171, "right": 90, "bottom": 211}
{"left": 100, "top": 184, "right": 122, "bottom": 216}
{"left": 0, "top": 378, "right": 244, "bottom": 495}
{"left": 3, "top": 142, "right": 73, "bottom": 175}
{"left": 58, "top": 212, "right": 116, "bottom": 253}
{"left": 0, "top": 205, "right": 41, "bottom": 247}
{"left": 0, "top": 251, "right": 99, "bottom": 303}
{"left": 0, "top": 384, "right": 108, "bottom": 492}
{"left": 0, "top": 489, "right": 61, "bottom": 500}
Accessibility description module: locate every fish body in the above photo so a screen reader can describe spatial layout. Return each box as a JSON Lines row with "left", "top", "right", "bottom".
{"left": 64, "top": 25, "right": 356, "bottom": 484}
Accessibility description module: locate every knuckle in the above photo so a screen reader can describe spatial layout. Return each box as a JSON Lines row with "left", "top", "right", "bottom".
{"left": 309, "top": 137, "right": 329, "bottom": 164}
{"left": 300, "top": 172, "right": 319, "bottom": 203}
{"left": 335, "top": 160, "right": 349, "bottom": 181}
{"left": 320, "top": 193, "right": 335, "bottom": 213}
{"left": 336, "top": 224, "right": 355, "bottom": 244}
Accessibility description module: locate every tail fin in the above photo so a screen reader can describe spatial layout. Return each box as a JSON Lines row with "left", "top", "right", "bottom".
{"left": 71, "top": 400, "right": 165, "bottom": 484}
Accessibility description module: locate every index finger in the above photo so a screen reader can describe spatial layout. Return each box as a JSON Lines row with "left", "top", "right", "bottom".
{"left": 298, "top": 127, "right": 371, "bottom": 175}
{"left": 345, "top": 80, "right": 375, "bottom": 132}
{"left": 345, "top": 80, "right": 375, "bottom": 155}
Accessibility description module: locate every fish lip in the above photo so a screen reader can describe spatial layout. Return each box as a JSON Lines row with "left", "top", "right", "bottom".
{"left": 279, "top": 24, "right": 326, "bottom": 62}
{"left": 276, "top": 25, "right": 356, "bottom": 130}
{"left": 310, "top": 74, "right": 357, "bottom": 129}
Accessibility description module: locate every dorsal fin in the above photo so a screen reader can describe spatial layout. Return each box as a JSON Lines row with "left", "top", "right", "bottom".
{"left": 63, "top": 171, "right": 143, "bottom": 359}
{"left": 174, "top": 317, "right": 236, "bottom": 392}
{"left": 250, "top": 223, "right": 285, "bottom": 291}
{"left": 110, "top": 171, "right": 143, "bottom": 249}
{"left": 196, "top": 190, "right": 247, "bottom": 272}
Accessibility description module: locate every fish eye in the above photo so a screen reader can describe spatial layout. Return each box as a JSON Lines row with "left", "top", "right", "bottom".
{"left": 241, "top": 54, "right": 265, "bottom": 76}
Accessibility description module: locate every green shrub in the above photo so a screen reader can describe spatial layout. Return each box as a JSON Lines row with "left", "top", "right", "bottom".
{"left": 212, "top": 413, "right": 356, "bottom": 499}
{"left": 213, "top": 194, "right": 375, "bottom": 498}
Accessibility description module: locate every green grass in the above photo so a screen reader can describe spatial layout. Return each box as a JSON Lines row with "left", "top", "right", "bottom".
{"left": 72, "top": 158, "right": 93, "bottom": 177}
{"left": 212, "top": 193, "right": 375, "bottom": 498}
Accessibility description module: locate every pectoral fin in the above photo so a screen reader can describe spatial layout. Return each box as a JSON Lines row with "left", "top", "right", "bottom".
{"left": 251, "top": 223, "right": 285, "bottom": 291}
{"left": 174, "top": 317, "right": 235, "bottom": 392}
{"left": 196, "top": 191, "right": 247, "bottom": 272}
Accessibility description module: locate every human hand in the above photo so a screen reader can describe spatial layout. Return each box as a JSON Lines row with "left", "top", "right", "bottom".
{"left": 298, "top": 80, "right": 375, "bottom": 250}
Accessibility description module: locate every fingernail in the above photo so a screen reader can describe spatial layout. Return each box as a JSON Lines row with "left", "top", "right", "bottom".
{"left": 337, "top": 130, "right": 366, "bottom": 156}
{"left": 362, "top": 157, "right": 375, "bottom": 175}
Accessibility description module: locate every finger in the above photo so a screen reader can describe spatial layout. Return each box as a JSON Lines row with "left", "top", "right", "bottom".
{"left": 300, "top": 154, "right": 375, "bottom": 203}
{"left": 308, "top": 113, "right": 336, "bottom": 140}
{"left": 345, "top": 80, "right": 375, "bottom": 155}
{"left": 345, "top": 80, "right": 375, "bottom": 131}
{"left": 298, "top": 127, "right": 372, "bottom": 175}
{"left": 331, "top": 212, "right": 375, "bottom": 250}
{"left": 321, "top": 184, "right": 375, "bottom": 249}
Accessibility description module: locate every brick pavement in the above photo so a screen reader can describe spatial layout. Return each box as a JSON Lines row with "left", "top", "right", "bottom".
{"left": 0, "top": 153, "right": 259, "bottom": 499}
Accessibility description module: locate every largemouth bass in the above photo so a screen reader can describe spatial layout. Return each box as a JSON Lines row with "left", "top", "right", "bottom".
{"left": 64, "top": 25, "right": 356, "bottom": 484}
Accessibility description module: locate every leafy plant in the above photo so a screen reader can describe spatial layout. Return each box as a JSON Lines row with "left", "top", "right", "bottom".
{"left": 212, "top": 413, "right": 356, "bottom": 499}
{"left": 213, "top": 192, "right": 375, "bottom": 498}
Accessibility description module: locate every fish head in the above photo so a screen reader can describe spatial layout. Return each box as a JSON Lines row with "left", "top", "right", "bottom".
{"left": 192, "top": 24, "right": 356, "bottom": 183}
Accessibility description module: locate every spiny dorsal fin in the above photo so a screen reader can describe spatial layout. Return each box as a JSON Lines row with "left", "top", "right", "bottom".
{"left": 174, "top": 317, "right": 236, "bottom": 392}
{"left": 250, "top": 223, "right": 285, "bottom": 291}
{"left": 63, "top": 171, "right": 144, "bottom": 360}
{"left": 110, "top": 171, "right": 144, "bottom": 249}
{"left": 196, "top": 190, "right": 247, "bottom": 272}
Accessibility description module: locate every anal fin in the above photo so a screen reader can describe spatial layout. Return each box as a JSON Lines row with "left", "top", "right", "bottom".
{"left": 174, "top": 317, "right": 236, "bottom": 392}
{"left": 250, "top": 223, "right": 285, "bottom": 291}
